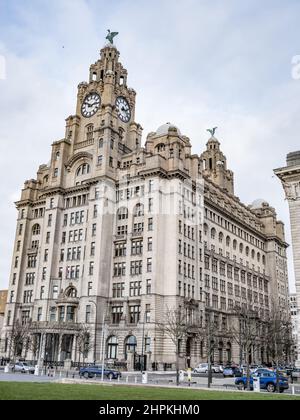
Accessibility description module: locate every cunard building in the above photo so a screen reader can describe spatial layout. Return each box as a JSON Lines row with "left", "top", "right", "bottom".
{"left": 1, "top": 35, "right": 290, "bottom": 370}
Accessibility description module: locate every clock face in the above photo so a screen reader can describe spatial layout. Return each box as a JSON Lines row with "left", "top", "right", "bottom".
{"left": 116, "top": 96, "right": 131, "bottom": 123}
{"left": 81, "top": 93, "right": 101, "bottom": 118}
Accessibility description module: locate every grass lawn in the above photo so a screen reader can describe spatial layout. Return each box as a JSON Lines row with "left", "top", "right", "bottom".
{"left": 0, "top": 382, "right": 299, "bottom": 400}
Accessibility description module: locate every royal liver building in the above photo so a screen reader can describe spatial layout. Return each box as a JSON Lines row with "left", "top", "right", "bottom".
{"left": 1, "top": 37, "right": 290, "bottom": 370}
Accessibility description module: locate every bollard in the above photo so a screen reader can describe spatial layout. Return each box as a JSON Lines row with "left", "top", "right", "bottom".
{"left": 118, "top": 376, "right": 120, "bottom": 383}
{"left": 135, "top": 376, "right": 137, "bottom": 384}
{"left": 126, "top": 376, "right": 129, "bottom": 383}
{"left": 292, "top": 386, "right": 295, "bottom": 395}
{"left": 59, "top": 371, "right": 62, "bottom": 378}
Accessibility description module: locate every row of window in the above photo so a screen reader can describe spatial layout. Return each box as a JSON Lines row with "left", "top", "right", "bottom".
{"left": 113, "top": 259, "right": 153, "bottom": 277}
{"left": 204, "top": 210, "right": 265, "bottom": 251}
{"left": 115, "top": 238, "right": 153, "bottom": 257}
{"left": 112, "top": 279, "right": 152, "bottom": 298}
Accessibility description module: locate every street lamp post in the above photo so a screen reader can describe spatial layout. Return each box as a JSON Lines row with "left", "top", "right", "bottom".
{"left": 88, "top": 300, "right": 98, "bottom": 364}
{"left": 101, "top": 314, "right": 108, "bottom": 382}
{"left": 141, "top": 311, "right": 147, "bottom": 372}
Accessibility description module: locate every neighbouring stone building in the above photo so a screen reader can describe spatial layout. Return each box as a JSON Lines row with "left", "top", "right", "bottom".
{"left": 290, "top": 293, "right": 298, "bottom": 362}
{"left": 0, "top": 39, "right": 290, "bottom": 370}
{"left": 275, "top": 152, "right": 300, "bottom": 367}
{"left": 0, "top": 291, "right": 8, "bottom": 343}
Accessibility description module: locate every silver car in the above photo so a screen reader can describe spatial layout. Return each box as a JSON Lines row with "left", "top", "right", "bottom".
{"left": 12, "top": 362, "right": 35, "bottom": 374}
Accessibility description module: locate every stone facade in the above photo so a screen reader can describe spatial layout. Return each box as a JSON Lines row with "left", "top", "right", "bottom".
{"left": 0, "top": 291, "right": 8, "bottom": 342}
{"left": 0, "top": 42, "right": 290, "bottom": 370}
{"left": 275, "top": 152, "right": 300, "bottom": 366}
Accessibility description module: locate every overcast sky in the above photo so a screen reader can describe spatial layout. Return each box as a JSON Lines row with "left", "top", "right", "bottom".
{"left": 0, "top": 0, "right": 299, "bottom": 291}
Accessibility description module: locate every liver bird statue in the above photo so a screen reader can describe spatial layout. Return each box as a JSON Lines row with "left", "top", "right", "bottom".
{"left": 207, "top": 127, "right": 218, "bottom": 137}
{"left": 106, "top": 29, "right": 119, "bottom": 44}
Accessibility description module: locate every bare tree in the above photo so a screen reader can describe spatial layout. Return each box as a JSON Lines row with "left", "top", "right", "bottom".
{"left": 156, "top": 306, "right": 190, "bottom": 386}
{"left": 7, "top": 320, "right": 32, "bottom": 363}
{"left": 231, "top": 304, "right": 263, "bottom": 390}
{"left": 77, "top": 324, "right": 93, "bottom": 369}
{"left": 265, "top": 302, "right": 294, "bottom": 393}
{"left": 191, "top": 308, "right": 223, "bottom": 388}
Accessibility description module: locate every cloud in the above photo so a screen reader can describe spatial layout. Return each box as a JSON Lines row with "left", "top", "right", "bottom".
{"left": 0, "top": 0, "right": 300, "bottom": 291}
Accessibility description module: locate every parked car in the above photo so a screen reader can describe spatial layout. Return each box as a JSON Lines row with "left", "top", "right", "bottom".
{"left": 291, "top": 368, "right": 300, "bottom": 379}
{"left": 79, "top": 365, "right": 121, "bottom": 380}
{"left": 223, "top": 366, "right": 242, "bottom": 378}
{"left": 235, "top": 371, "right": 289, "bottom": 393}
{"left": 11, "top": 362, "right": 35, "bottom": 374}
{"left": 193, "top": 363, "right": 220, "bottom": 374}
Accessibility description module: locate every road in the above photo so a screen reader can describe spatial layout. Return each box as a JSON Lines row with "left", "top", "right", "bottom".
{"left": 0, "top": 370, "right": 300, "bottom": 395}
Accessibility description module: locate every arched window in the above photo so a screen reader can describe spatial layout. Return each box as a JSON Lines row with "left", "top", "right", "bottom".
{"left": 117, "top": 207, "right": 129, "bottom": 221}
{"left": 43, "top": 175, "right": 49, "bottom": 185}
{"left": 32, "top": 224, "right": 41, "bottom": 235}
{"left": 257, "top": 253, "right": 261, "bottom": 263}
{"left": 219, "top": 232, "right": 224, "bottom": 243}
{"left": 233, "top": 240, "right": 237, "bottom": 250}
{"left": 76, "top": 163, "right": 90, "bottom": 177}
{"left": 156, "top": 143, "right": 165, "bottom": 153}
{"left": 226, "top": 236, "right": 231, "bottom": 247}
{"left": 246, "top": 246, "right": 250, "bottom": 257}
{"left": 107, "top": 336, "right": 118, "bottom": 360}
{"left": 66, "top": 287, "right": 77, "bottom": 298}
{"left": 262, "top": 255, "right": 266, "bottom": 265}
{"left": 125, "top": 335, "right": 137, "bottom": 359}
{"left": 133, "top": 203, "right": 144, "bottom": 218}
{"left": 239, "top": 243, "right": 244, "bottom": 254}
{"left": 211, "top": 228, "right": 216, "bottom": 240}
{"left": 55, "top": 151, "right": 60, "bottom": 160}
{"left": 251, "top": 249, "right": 255, "bottom": 259}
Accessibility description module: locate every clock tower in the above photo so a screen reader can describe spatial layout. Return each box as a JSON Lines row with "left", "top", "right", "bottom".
{"left": 64, "top": 39, "right": 143, "bottom": 181}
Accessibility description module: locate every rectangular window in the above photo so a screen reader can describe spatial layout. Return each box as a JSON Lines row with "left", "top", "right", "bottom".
{"left": 130, "top": 261, "right": 143, "bottom": 276}
{"left": 112, "top": 283, "right": 125, "bottom": 298}
{"left": 145, "top": 304, "right": 151, "bottom": 323}
{"left": 40, "top": 286, "right": 45, "bottom": 300}
{"left": 49, "top": 307, "right": 56, "bottom": 322}
{"left": 91, "top": 242, "right": 96, "bottom": 256}
{"left": 129, "top": 305, "right": 141, "bottom": 324}
{"left": 112, "top": 306, "right": 123, "bottom": 324}
{"left": 19, "top": 224, "right": 23, "bottom": 235}
{"left": 147, "top": 258, "right": 152, "bottom": 273}
{"left": 97, "top": 155, "right": 103, "bottom": 166}
{"left": 66, "top": 306, "right": 75, "bottom": 322}
{"left": 92, "top": 224, "right": 97, "bottom": 236}
{"left": 148, "top": 237, "right": 153, "bottom": 252}
{"left": 114, "top": 262, "right": 126, "bottom": 277}
{"left": 88, "top": 282, "right": 93, "bottom": 296}
{"left": 52, "top": 285, "right": 59, "bottom": 300}
{"left": 131, "top": 240, "right": 143, "bottom": 255}
{"left": 22, "top": 310, "right": 30, "bottom": 325}
{"left": 146, "top": 279, "right": 151, "bottom": 295}
{"left": 58, "top": 307, "right": 64, "bottom": 322}
{"left": 44, "top": 249, "right": 49, "bottom": 262}
{"left": 48, "top": 214, "right": 52, "bottom": 227}
{"left": 37, "top": 308, "right": 42, "bottom": 322}
{"left": 46, "top": 232, "right": 51, "bottom": 244}
{"left": 130, "top": 281, "right": 142, "bottom": 297}
{"left": 86, "top": 305, "right": 91, "bottom": 323}
{"left": 148, "top": 218, "right": 153, "bottom": 231}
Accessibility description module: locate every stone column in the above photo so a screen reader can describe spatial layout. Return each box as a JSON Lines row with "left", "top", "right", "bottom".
{"left": 275, "top": 152, "right": 300, "bottom": 366}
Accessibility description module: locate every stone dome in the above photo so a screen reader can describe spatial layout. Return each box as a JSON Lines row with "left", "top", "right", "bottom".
{"left": 156, "top": 122, "right": 181, "bottom": 136}
{"left": 250, "top": 199, "right": 269, "bottom": 209}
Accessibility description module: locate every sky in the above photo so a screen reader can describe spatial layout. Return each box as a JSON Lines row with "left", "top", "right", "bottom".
{"left": 0, "top": 0, "right": 299, "bottom": 291}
